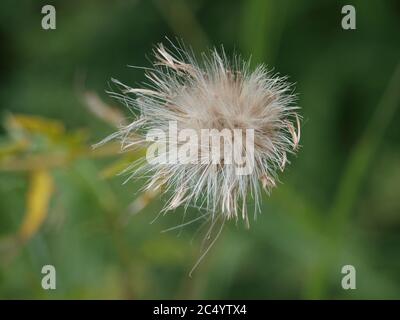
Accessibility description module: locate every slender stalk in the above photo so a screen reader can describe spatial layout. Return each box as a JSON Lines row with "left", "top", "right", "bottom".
{"left": 330, "top": 62, "right": 400, "bottom": 229}
{"left": 304, "top": 62, "right": 400, "bottom": 299}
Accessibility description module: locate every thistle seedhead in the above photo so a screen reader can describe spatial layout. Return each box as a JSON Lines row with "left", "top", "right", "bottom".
{"left": 100, "top": 42, "right": 301, "bottom": 227}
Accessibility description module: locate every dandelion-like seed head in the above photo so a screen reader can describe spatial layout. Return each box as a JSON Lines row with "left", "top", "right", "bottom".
{"left": 102, "top": 42, "right": 301, "bottom": 227}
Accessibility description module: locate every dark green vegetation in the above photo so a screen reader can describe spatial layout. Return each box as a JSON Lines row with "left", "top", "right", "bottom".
{"left": 0, "top": 0, "right": 399, "bottom": 299}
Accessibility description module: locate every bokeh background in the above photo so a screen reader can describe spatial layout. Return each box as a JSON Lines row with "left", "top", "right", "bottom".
{"left": 0, "top": 0, "right": 400, "bottom": 299}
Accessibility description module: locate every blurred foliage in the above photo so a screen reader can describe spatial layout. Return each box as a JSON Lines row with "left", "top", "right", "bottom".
{"left": 0, "top": 0, "right": 400, "bottom": 299}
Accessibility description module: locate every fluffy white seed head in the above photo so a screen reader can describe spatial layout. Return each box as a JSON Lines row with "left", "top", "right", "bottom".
{"left": 101, "top": 43, "right": 301, "bottom": 227}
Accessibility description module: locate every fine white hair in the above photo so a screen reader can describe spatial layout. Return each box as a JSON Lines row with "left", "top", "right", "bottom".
{"left": 99, "top": 42, "right": 301, "bottom": 228}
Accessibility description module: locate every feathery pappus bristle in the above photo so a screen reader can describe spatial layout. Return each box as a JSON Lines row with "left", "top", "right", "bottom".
{"left": 98, "top": 42, "right": 301, "bottom": 228}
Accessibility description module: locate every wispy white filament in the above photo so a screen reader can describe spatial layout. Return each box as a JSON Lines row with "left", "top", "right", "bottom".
{"left": 99, "top": 42, "right": 301, "bottom": 227}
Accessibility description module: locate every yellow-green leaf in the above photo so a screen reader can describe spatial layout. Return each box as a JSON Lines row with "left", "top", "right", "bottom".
{"left": 5, "top": 114, "right": 65, "bottom": 139}
{"left": 18, "top": 170, "right": 54, "bottom": 241}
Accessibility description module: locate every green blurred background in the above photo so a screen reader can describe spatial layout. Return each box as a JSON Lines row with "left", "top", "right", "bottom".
{"left": 0, "top": 0, "right": 400, "bottom": 299}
